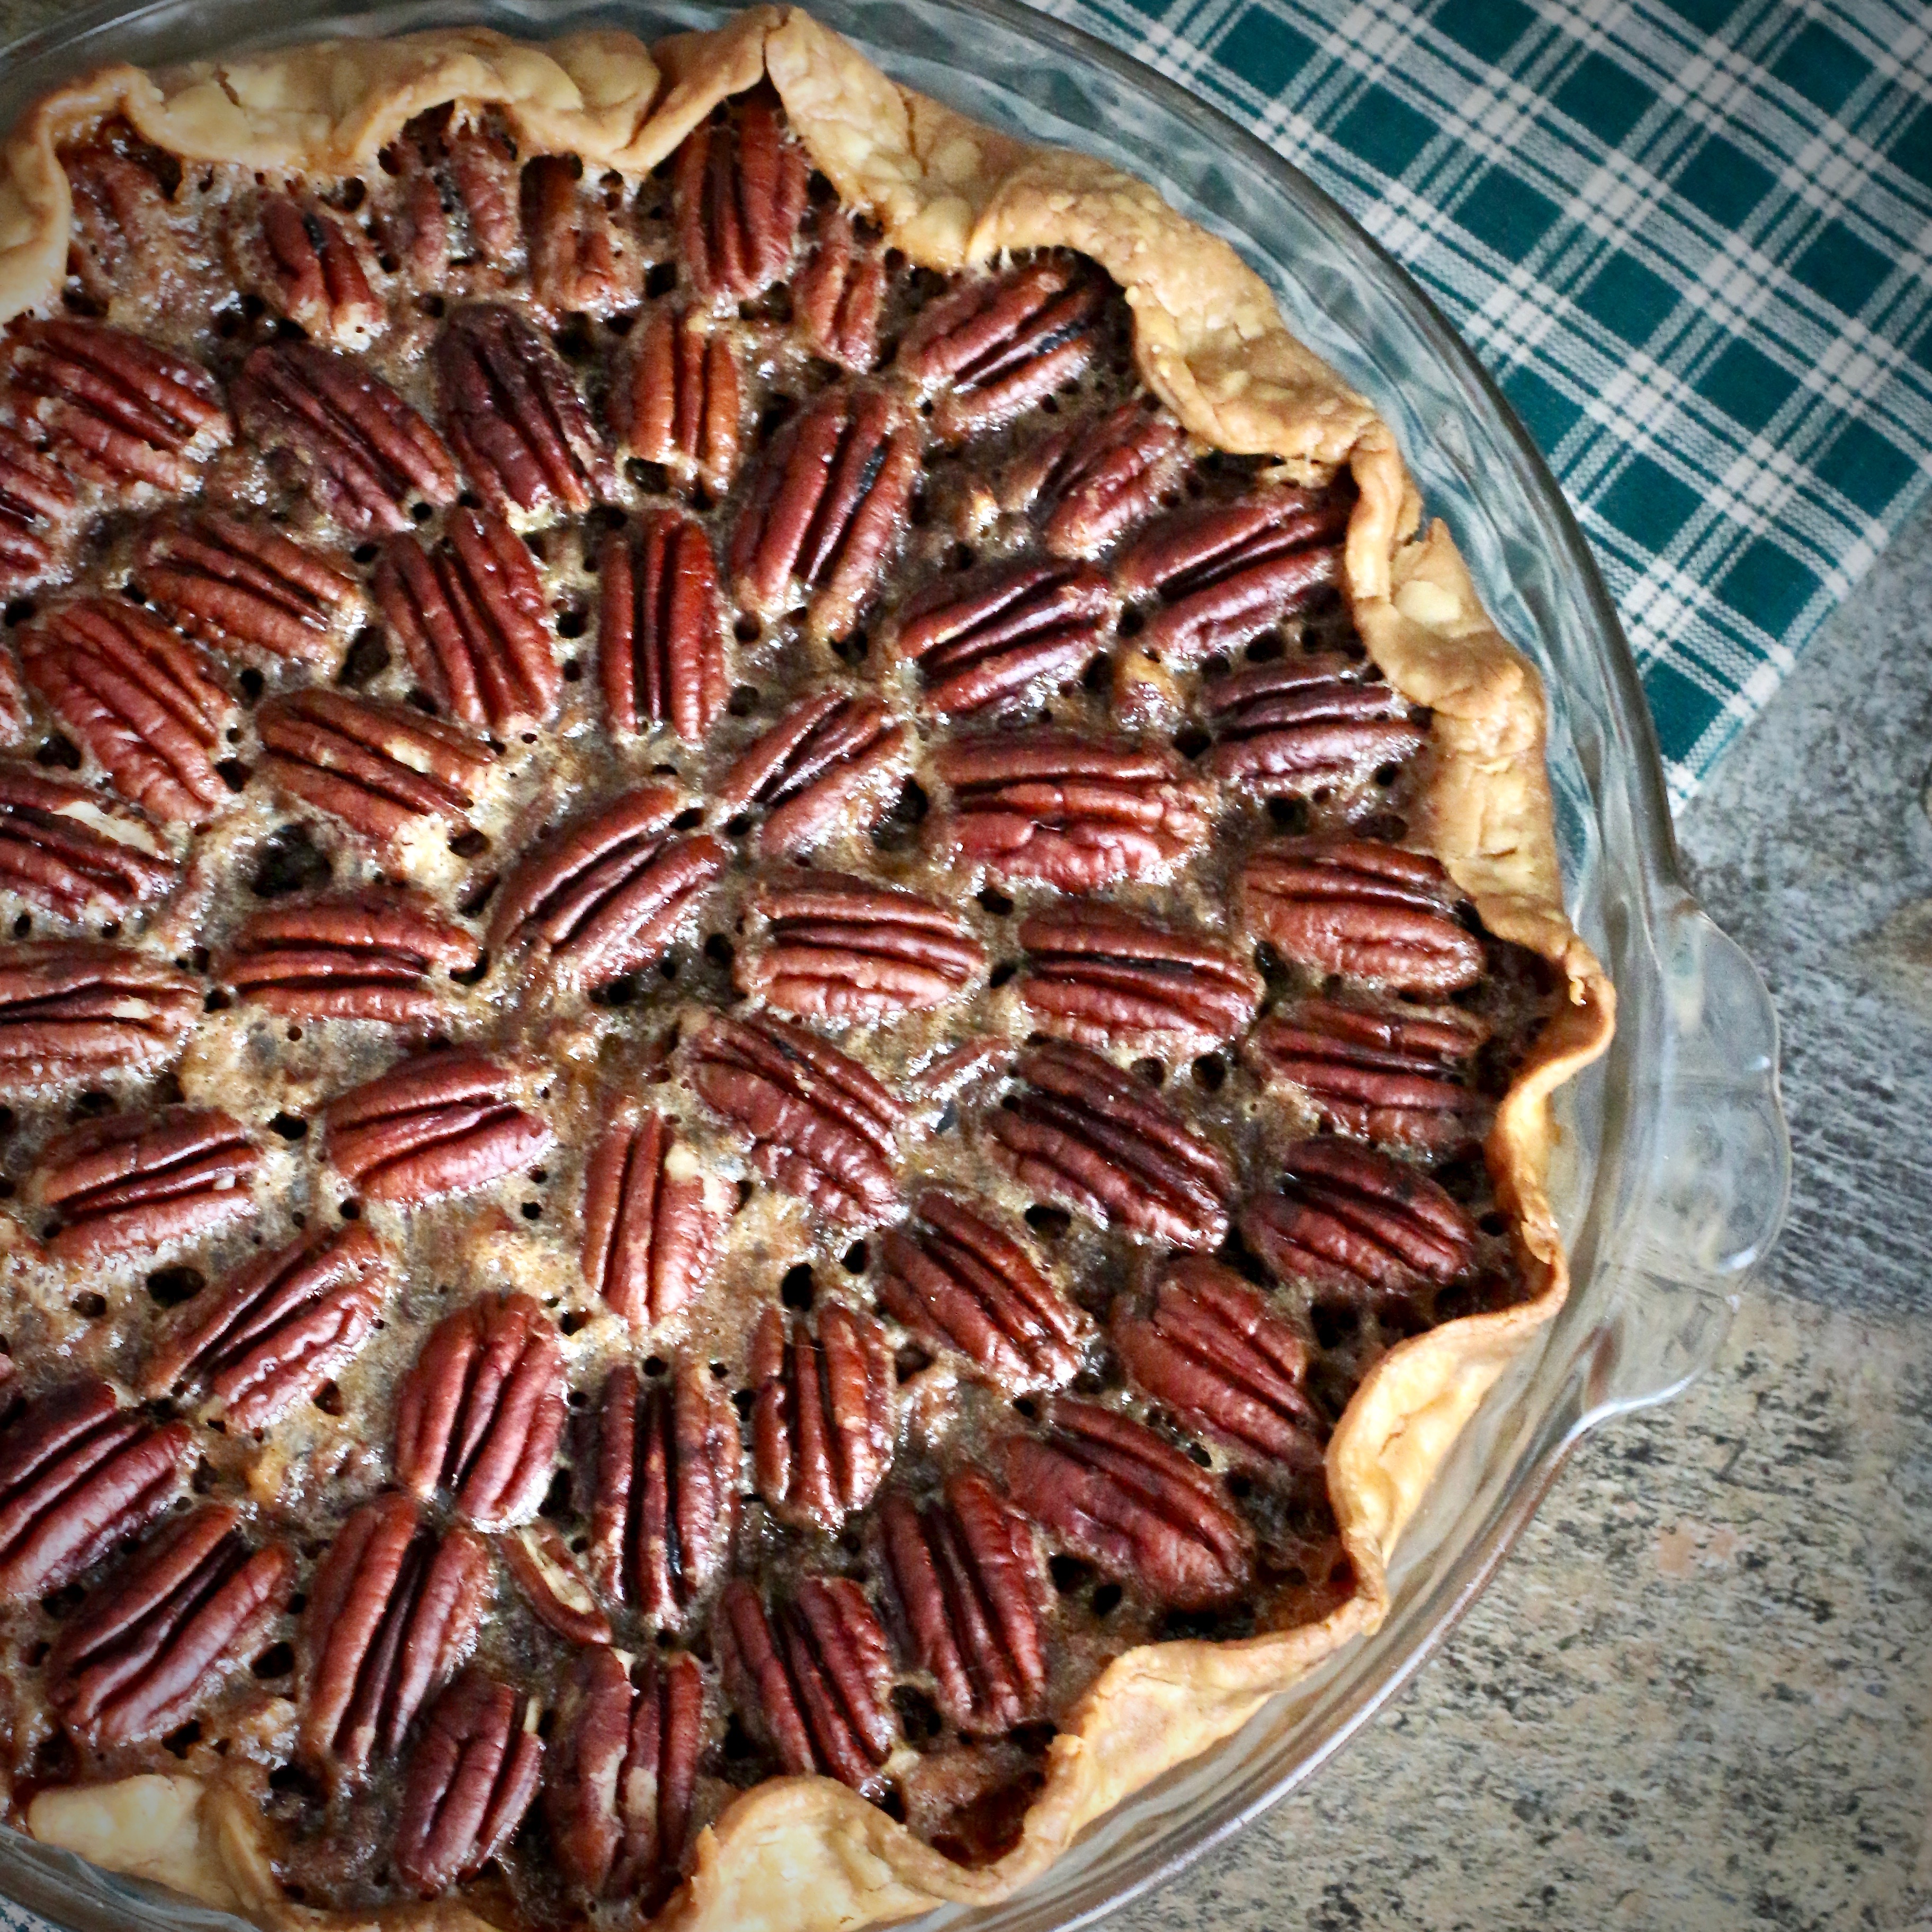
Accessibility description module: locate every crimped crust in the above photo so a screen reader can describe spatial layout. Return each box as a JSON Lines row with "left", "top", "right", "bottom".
{"left": 0, "top": 11, "right": 1615, "bottom": 1931}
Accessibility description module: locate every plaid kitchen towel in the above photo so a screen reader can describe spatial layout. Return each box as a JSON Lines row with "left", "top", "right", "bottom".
{"left": 1030, "top": 0, "right": 1932, "bottom": 801}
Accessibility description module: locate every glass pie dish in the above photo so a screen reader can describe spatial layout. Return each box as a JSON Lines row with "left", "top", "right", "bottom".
{"left": 0, "top": 0, "right": 1790, "bottom": 1928}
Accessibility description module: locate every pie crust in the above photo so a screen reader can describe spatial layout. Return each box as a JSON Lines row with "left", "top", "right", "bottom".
{"left": 0, "top": 10, "right": 1616, "bottom": 1931}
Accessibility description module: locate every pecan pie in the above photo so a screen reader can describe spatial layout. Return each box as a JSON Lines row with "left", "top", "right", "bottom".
{"left": 0, "top": 11, "right": 1614, "bottom": 1931}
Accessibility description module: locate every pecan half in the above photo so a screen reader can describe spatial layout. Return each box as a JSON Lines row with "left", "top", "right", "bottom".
{"left": 1243, "top": 998, "right": 1486, "bottom": 1150}
{"left": 1202, "top": 657, "right": 1424, "bottom": 793}
{"left": 392, "top": 1292, "right": 567, "bottom": 1529}
{"left": 880, "top": 1471, "right": 1047, "bottom": 1733}
{"left": 1116, "top": 488, "right": 1351, "bottom": 665}
{"left": 687, "top": 1011, "right": 905, "bottom": 1225}
{"left": 395, "top": 1669, "right": 544, "bottom": 1897}
{"left": 231, "top": 194, "right": 386, "bottom": 350}
{"left": 257, "top": 688, "right": 495, "bottom": 846}
{"left": 488, "top": 786, "right": 727, "bottom": 992}
{"left": 523, "top": 154, "right": 641, "bottom": 317}
{"left": 1240, "top": 838, "right": 1484, "bottom": 996}
{"left": 1016, "top": 905, "right": 1263, "bottom": 1050}
{"left": 737, "top": 872, "right": 985, "bottom": 1020}
{"left": 142, "top": 1222, "right": 390, "bottom": 1432}
{"left": 933, "top": 729, "right": 1210, "bottom": 892}
{"left": 895, "top": 260, "right": 1107, "bottom": 441}
{"left": 325, "top": 1049, "right": 553, "bottom": 1206}
{"left": 875, "top": 1191, "right": 1089, "bottom": 1392}
{"left": 612, "top": 309, "right": 744, "bottom": 497}
{"left": 0, "top": 1379, "right": 190, "bottom": 1600}
{"left": 750, "top": 1302, "right": 894, "bottom": 1532}
{"left": 1112, "top": 1258, "right": 1323, "bottom": 1469}
{"left": 581, "top": 1110, "right": 727, "bottom": 1330}
{"left": 598, "top": 512, "right": 727, "bottom": 745}
{"left": 5, "top": 320, "right": 229, "bottom": 495}
{"left": 717, "top": 1575, "right": 895, "bottom": 1796}
{"left": 0, "top": 943, "right": 198, "bottom": 1094}
{"left": 233, "top": 341, "right": 459, "bottom": 535}
{"left": 33, "top": 1106, "right": 257, "bottom": 1265}
{"left": 728, "top": 384, "right": 920, "bottom": 640}
{"left": 714, "top": 692, "right": 911, "bottom": 858}
{"left": 590, "top": 1359, "right": 738, "bottom": 1631}
{"left": 300, "top": 1491, "right": 491, "bottom": 1777}
{"left": 895, "top": 559, "right": 1113, "bottom": 718}
{"left": 1004, "top": 1399, "right": 1251, "bottom": 1608}
{"left": 546, "top": 1646, "right": 703, "bottom": 1903}
{"left": 47, "top": 1504, "right": 294, "bottom": 1750}
{"left": 63, "top": 144, "right": 192, "bottom": 318}
{"left": 0, "top": 422, "right": 75, "bottom": 592}
{"left": 795, "top": 209, "right": 884, "bottom": 371}
{"left": 136, "top": 514, "right": 362, "bottom": 667}
{"left": 1240, "top": 1139, "right": 1478, "bottom": 1307}
{"left": 220, "top": 890, "right": 482, "bottom": 1024}
{"left": 375, "top": 511, "right": 559, "bottom": 730}
{"left": 19, "top": 600, "right": 235, "bottom": 826}
{"left": 383, "top": 115, "right": 523, "bottom": 287}
{"left": 497, "top": 1520, "right": 610, "bottom": 1647}
{"left": 673, "top": 87, "right": 809, "bottom": 302}
{"left": 1005, "top": 401, "right": 1190, "bottom": 558}
{"left": 0, "top": 762, "right": 175, "bottom": 919}
{"left": 981, "top": 1041, "right": 1233, "bottom": 1250}
{"left": 436, "top": 304, "right": 612, "bottom": 516}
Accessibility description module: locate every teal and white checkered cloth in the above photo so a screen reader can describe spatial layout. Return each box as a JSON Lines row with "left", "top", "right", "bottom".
{"left": 1032, "top": 0, "right": 1932, "bottom": 801}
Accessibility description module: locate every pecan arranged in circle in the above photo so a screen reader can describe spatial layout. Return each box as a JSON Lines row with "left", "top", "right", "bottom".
{"left": 737, "top": 871, "right": 985, "bottom": 1020}
{"left": 374, "top": 510, "right": 559, "bottom": 730}
{"left": 1202, "top": 657, "right": 1423, "bottom": 794}
{"left": 717, "top": 1573, "right": 896, "bottom": 1795}
{"left": 392, "top": 1291, "right": 567, "bottom": 1529}
{"left": 489, "top": 786, "right": 727, "bottom": 993}
{"left": 750, "top": 1302, "right": 895, "bottom": 1532}
{"left": 5, "top": 319, "right": 229, "bottom": 495}
{"left": 894, "top": 558, "right": 1113, "bottom": 718}
{"left": 0, "top": 942, "right": 198, "bottom": 1094}
{"left": 523, "top": 154, "right": 641, "bottom": 318}
{"left": 581, "top": 1108, "right": 727, "bottom": 1330}
{"left": 933, "top": 729, "right": 1210, "bottom": 892}
{"left": 673, "top": 86, "right": 809, "bottom": 303}
{"left": 46, "top": 1502, "right": 293, "bottom": 1750}
{"left": 436, "top": 303, "right": 612, "bottom": 516}
{"left": 875, "top": 1190, "right": 1090, "bottom": 1392}
{"left": 1241, "top": 1139, "right": 1478, "bottom": 1308}
{"left": 19, "top": 600, "right": 236, "bottom": 826}
{"left": 384, "top": 118, "right": 522, "bottom": 289}
{"left": 142, "top": 1221, "right": 390, "bottom": 1432}
{"left": 1117, "top": 487, "right": 1350, "bottom": 665}
{"left": 612, "top": 308, "right": 744, "bottom": 497}
{"left": 62, "top": 144, "right": 196, "bottom": 319}
{"left": 1003, "top": 1399, "right": 1252, "bottom": 1608}
{"left": 599, "top": 511, "right": 728, "bottom": 744}
{"left": 136, "top": 514, "right": 362, "bottom": 667}
{"left": 497, "top": 1519, "right": 611, "bottom": 1648}
{"left": 0, "top": 422, "right": 75, "bottom": 592}
{"left": 0, "top": 1379, "right": 191, "bottom": 1600}
{"left": 714, "top": 692, "right": 912, "bottom": 857}
{"left": 896, "top": 259, "right": 1107, "bottom": 442}
{"left": 1240, "top": 838, "right": 1484, "bottom": 997}
{"left": 257, "top": 688, "right": 496, "bottom": 846}
{"left": 1244, "top": 998, "right": 1486, "bottom": 1150}
{"left": 545, "top": 1645, "right": 703, "bottom": 1904}
{"left": 795, "top": 209, "right": 884, "bottom": 371}
{"left": 0, "top": 763, "right": 175, "bottom": 919}
{"left": 728, "top": 385, "right": 921, "bottom": 640}
{"left": 1005, "top": 400, "right": 1191, "bottom": 558}
{"left": 220, "top": 889, "right": 482, "bottom": 1024}
{"left": 233, "top": 341, "right": 458, "bottom": 535}
{"left": 32, "top": 1105, "right": 257, "bottom": 1265}
{"left": 591, "top": 1359, "right": 738, "bottom": 1631}
{"left": 394, "top": 1668, "right": 544, "bottom": 1897}
{"left": 230, "top": 193, "right": 386, "bottom": 350}
{"left": 1112, "top": 1258, "right": 1323, "bottom": 1469}
{"left": 325, "top": 1049, "right": 552, "bottom": 1206}
{"left": 688, "top": 1010, "right": 905, "bottom": 1225}
{"left": 880, "top": 1470, "right": 1049, "bottom": 1733}
{"left": 1016, "top": 904, "right": 1263, "bottom": 1051}
{"left": 300, "top": 1490, "right": 491, "bottom": 1778}
{"left": 981, "top": 1041, "right": 1235, "bottom": 1250}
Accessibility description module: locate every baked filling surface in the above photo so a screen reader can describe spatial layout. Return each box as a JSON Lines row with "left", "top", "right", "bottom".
{"left": 0, "top": 11, "right": 1614, "bottom": 1929}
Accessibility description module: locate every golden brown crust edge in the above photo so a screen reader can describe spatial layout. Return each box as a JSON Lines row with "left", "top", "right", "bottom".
{"left": 6, "top": 10, "right": 1615, "bottom": 1930}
